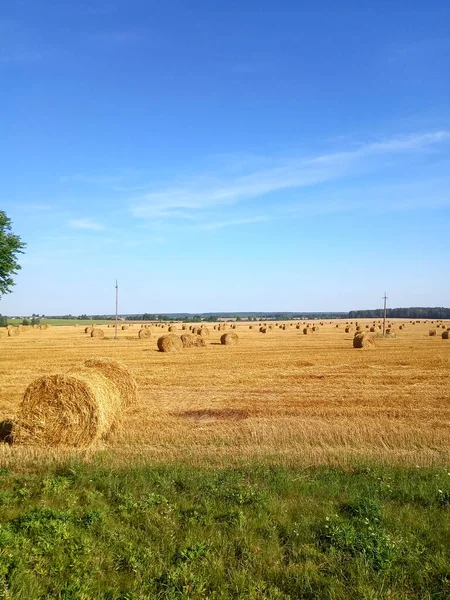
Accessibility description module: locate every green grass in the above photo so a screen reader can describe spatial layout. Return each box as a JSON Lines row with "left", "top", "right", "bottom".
{"left": 0, "top": 462, "right": 448, "bottom": 599}
{"left": 39, "top": 318, "right": 117, "bottom": 326}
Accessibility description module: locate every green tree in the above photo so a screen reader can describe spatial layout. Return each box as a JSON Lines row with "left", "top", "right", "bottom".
{"left": 0, "top": 211, "right": 25, "bottom": 298}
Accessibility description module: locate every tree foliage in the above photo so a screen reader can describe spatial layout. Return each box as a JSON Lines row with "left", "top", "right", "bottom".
{"left": 0, "top": 211, "right": 25, "bottom": 298}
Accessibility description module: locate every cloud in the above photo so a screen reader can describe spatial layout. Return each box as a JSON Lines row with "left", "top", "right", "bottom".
{"left": 198, "top": 216, "right": 269, "bottom": 230}
{"left": 69, "top": 218, "right": 105, "bottom": 231}
{"left": 130, "top": 131, "right": 450, "bottom": 220}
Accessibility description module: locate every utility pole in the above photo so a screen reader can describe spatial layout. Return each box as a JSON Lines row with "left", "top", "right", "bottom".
{"left": 382, "top": 292, "right": 388, "bottom": 337}
{"left": 114, "top": 280, "right": 119, "bottom": 340}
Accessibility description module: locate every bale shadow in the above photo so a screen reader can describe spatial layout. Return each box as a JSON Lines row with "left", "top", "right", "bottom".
{"left": 0, "top": 420, "right": 14, "bottom": 444}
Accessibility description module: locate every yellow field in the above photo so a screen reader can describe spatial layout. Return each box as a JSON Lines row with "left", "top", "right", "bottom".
{"left": 1, "top": 320, "right": 449, "bottom": 468}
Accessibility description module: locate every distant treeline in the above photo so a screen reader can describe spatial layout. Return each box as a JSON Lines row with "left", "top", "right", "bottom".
{"left": 348, "top": 307, "right": 450, "bottom": 319}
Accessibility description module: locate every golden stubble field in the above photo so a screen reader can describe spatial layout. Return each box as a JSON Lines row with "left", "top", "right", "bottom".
{"left": 0, "top": 320, "right": 449, "bottom": 468}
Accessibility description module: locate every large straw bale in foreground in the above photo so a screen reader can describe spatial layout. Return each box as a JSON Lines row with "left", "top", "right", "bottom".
{"left": 157, "top": 334, "right": 183, "bottom": 353}
{"left": 353, "top": 332, "right": 375, "bottom": 349}
{"left": 221, "top": 332, "right": 239, "bottom": 346}
{"left": 13, "top": 369, "right": 123, "bottom": 448}
{"left": 84, "top": 358, "right": 137, "bottom": 408}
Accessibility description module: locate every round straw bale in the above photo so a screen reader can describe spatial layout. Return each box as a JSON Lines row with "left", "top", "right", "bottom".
{"left": 90, "top": 328, "right": 104, "bottom": 338}
{"left": 181, "top": 325, "right": 187, "bottom": 330}
{"left": 259, "top": 327, "right": 270, "bottom": 333}
{"left": 6, "top": 325, "right": 13, "bottom": 330}
{"left": 221, "top": 332, "right": 239, "bottom": 345}
{"left": 168, "top": 325, "right": 177, "bottom": 332}
{"left": 199, "top": 327, "right": 210, "bottom": 338}
{"left": 8, "top": 327, "right": 20, "bottom": 337}
{"left": 12, "top": 369, "right": 123, "bottom": 447}
{"left": 345, "top": 326, "right": 351, "bottom": 333}
{"left": 85, "top": 326, "right": 94, "bottom": 334}
{"left": 303, "top": 327, "right": 309, "bottom": 335}
{"left": 138, "top": 328, "right": 152, "bottom": 339}
{"left": 429, "top": 329, "right": 437, "bottom": 336}
{"left": 180, "top": 333, "right": 206, "bottom": 348}
{"left": 353, "top": 332, "right": 375, "bottom": 349}
{"left": 157, "top": 334, "right": 183, "bottom": 353}
{"left": 121, "top": 325, "right": 128, "bottom": 331}
{"left": 442, "top": 330, "right": 449, "bottom": 340}
{"left": 370, "top": 326, "right": 376, "bottom": 332}
{"left": 84, "top": 358, "right": 137, "bottom": 407}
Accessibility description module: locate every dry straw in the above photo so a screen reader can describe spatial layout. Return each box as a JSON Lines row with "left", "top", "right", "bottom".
{"left": 303, "top": 328, "right": 310, "bottom": 335}
{"left": 8, "top": 327, "right": 20, "bottom": 337}
{"left": 429, "top": 329, "right": 437, "bottom": 336}
{"left": 84, "top": 358, "right": 137, "bottom": 408}
{"left": 90, "top": 329, "right": 104, "bottom": 339}
{"left": 168, "top": 325, "right": 177, "bottom": 332}
{"left": 13, "top": 369, "right": 123, "bottom": 447}
{"left": 221, "top": 332, "right": 239, "bottom": 346}
{"left": 157, "top": 334, "right": 183, "bottom": 353}
{"left": 353, "top": 332, "right": 375, "bottom": 349}
{"left": 85, "top": 326, "right": 94, "bottom": 334}
{"left": 180, "top": 334, "right": 206, "bottom": 348}
{"left": 138, "top": 328, "right": 152, "bottom": 339}
{"left": 442, "top": 331, "right": 449, "bottom": 340}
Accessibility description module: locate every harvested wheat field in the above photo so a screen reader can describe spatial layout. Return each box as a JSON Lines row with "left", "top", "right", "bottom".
{"left": 0, "top": 319, "right": 449, "bottom": 468}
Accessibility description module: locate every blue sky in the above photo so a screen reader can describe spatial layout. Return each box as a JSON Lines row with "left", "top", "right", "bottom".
{"left": 1, "top": 0, "right": 450, "bottom": 315}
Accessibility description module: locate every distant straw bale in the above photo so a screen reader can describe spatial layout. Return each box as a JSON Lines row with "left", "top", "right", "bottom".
{"left": 259, "top": 327, "right": 270, "bottom": 333}
{"left": 345, "top": 326, "right": 351, "bottom": 333}
{"left": 8, "top": 327, "right": 20, "bottom": 337}
{"left": 12, "top": 368, "right": 123, "bottom": 447}
{"left": 370, "top": 326, "right": 376, "bottom": 332}
{"left": 180, "top": 334, "right": 206, "bottom": 348}
{"left": 168, "top": 325, "right": 177, "bottom": 332}
{"left": 157, "top": 334, "right": 183, "bottom": 353}
{"left": 90, "top": 329, "right": 104, "bottom": 339}
{"left": 221, "top": 332, "right": 239, "bottom": 346}
{"left": 85, "top": 326, "right": 94, "bottom": 334}
{"left": 429, "top": 329, "right": 437, "bottom": 336}
{"left": 84, "top": 358, "right": 137, "bottom": 408}
{"left": 353, "top": 332, "right": 375, "bottom": 349}
{"left": 138, "top": 328, "right": 152, "bottom": 339}
{"left": 303, "top": 328, "right": 309, "bottom": 335}
{"left": 442, "top": 331, "right": 449, "bottom": 340}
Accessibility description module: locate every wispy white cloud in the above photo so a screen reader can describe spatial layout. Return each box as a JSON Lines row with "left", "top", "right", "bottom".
{"left": 198, "top": 216, "right": 269, "bottom": 230}
{"left": 69, "top": 218, "right": 105, "bottom": 231}
{"left": 130, "top": 131, "right": 450, "bottom": 220}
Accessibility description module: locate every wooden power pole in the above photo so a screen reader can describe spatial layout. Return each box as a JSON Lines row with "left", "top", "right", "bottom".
{"left": 114, "top": 280, "right": 119, "bottom": 340}
{"left": 382, "top": 292, "right": 388, "bottom": 337}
